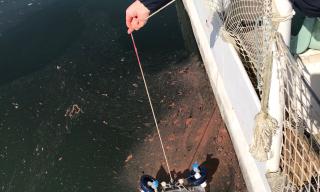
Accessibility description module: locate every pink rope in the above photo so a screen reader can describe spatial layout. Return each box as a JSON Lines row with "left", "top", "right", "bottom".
{"left": 130, "top": 33, "right": 143, "bottom": 68}
{"left": 130, "top": 33, "right": 173, "bottom": 182}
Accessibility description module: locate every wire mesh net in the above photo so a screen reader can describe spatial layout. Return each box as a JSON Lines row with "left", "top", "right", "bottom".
{"left": 205, "top": 0, "right": 319, "bottom": 191}
{"left": 206, "top": 0, "right": 273, "bottom": 96}
{"left": 275, "top": 34, "right": 320, "bottom": 192}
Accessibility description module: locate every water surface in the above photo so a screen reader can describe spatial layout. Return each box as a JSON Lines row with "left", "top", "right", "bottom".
{"left": 0, "top": 0, "right": 187, "bottom": 191}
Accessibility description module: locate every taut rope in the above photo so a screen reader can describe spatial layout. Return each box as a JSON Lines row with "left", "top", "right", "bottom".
{"left": 129, "top": 0, "right": 177, "bottom": 182}
{"left": 130, "top": 34, "right": 173, "bottom": 182}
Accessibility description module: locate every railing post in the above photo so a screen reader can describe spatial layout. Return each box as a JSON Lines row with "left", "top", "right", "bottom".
{"left": 266, "top": 0, "right": 293, "bottom": 173}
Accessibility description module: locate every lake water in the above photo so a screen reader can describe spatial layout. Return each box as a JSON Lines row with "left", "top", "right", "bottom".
{"left": 0, "top": 0, "right": 188, "bottom": 191}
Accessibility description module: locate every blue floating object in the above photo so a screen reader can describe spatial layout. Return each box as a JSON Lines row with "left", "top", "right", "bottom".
{"left": 187, "top": 166, "right": 207, "bottom": 187}
{"left": 152, "top": 180, "right": 159, "bottom": 188}
{"left": 192, "top": 162, "right": 200, "bottom": 172}
{"left": 140, "top": 175, "right": 158, "bottom": 192}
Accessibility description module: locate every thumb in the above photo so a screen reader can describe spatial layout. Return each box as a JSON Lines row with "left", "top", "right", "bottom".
{"left": 127, "top": 27, "right": 134, "bottom": 34}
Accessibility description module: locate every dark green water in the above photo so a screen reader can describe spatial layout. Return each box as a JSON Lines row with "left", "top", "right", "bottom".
{"left": 0, "top": 0, "right": 187, "bottom": 191}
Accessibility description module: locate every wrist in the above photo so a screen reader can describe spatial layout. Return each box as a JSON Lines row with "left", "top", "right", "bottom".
{"left": 139, "top": 0, "right": 156, "bottom": 13}
{"left": 136, "top": 0, "right": 151, "bottom": 15}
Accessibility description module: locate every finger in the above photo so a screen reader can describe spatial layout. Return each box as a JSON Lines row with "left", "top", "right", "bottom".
{"left": 127, "top": 17, "right": 138, "bottom": 34}
{"left": 127, "top": 27, "right": 134, "bottom": 34}
{"left": 126, "top": 17, "right": 133, "bottom": 29}
{"left": 132, "top": 18, "right": 140, "bottom": 30}
{"left": 126, "top": 12, "right": 134, "bottom": 29}
{"left": 137, "top": 19, "right": 147, "bottom": 28}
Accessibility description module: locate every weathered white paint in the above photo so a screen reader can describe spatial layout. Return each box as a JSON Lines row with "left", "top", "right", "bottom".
{"left": 182, "top": 0, "right": 271, "bottom": 191}
{"left": 266, "top": 0, "right": 293, "bottom": 173}
{"left": 274, "top": 0, "right": 294, "bottom": 45}
{"left": 265, "top": 50, "right": 284, "bottom": 173}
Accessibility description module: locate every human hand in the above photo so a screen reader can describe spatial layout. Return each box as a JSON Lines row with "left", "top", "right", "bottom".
{"left": 126, "top": 0, "right": 150, "bottom": 34}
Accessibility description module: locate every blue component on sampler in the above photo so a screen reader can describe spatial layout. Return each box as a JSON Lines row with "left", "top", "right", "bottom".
{"left": 140, "top": 175, "right": 158, "bottom": 192}
{"left": 152, "top": 180, "right": 159, "bottom": 188}
{"left": 187, "top": 166, "right": 207, "bottom": 187}
{"left": 192, "top": 162, "right": 199, "bottom": 171}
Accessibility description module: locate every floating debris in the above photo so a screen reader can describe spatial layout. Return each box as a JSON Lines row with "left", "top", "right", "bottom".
{"left": 64, "top": 104, "right": 82, "bottom": 119}
{"left": 125, "top": 154, "right": 133, "bottom": 163}
{"left": 11, "top": 102, "right": 19, "bottom": 109}
{"left": 168, "top": 102, "right": 175, "bottom": 108}
{"left": 143, "top": 123, "right": 152, "bottom": 128}
{"left": 185, "top": 117, "right": 193, "bottom": 127}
